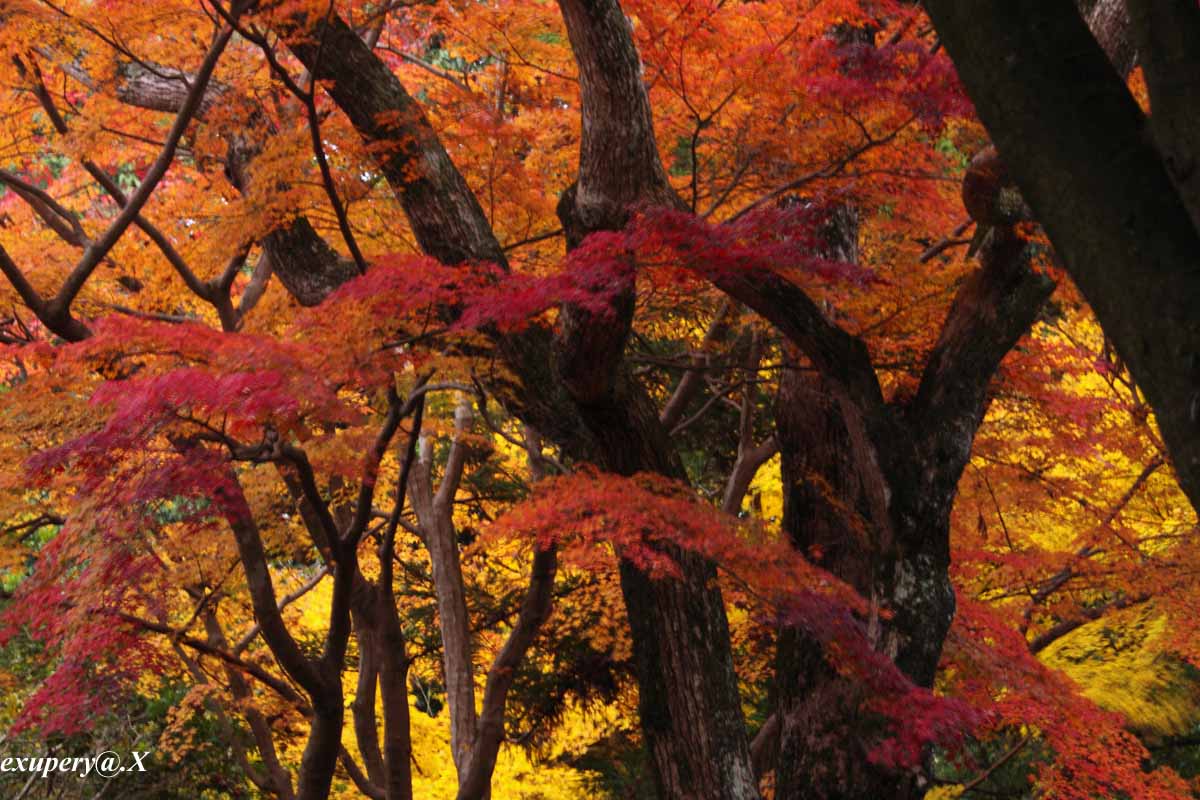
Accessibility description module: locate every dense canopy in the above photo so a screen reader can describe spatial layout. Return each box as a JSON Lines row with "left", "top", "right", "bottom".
{"left": 0, "top": 0, "right": 1199, "bottom": 798}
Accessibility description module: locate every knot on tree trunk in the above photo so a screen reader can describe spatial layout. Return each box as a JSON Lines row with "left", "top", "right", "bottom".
{"left": 961, "top": 145, "right": 1033, "bottom": 226}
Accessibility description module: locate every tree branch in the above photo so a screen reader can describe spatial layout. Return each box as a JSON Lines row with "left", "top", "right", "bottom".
{"left": 213, "top": 469, "right": 325, "bottom": 699}
{"left": 456, "top": 544, "right": 557, "bottom": 800}
{"left": 659, "top": 299, "right": 732, "bottom": 429}
{"left": 705, "top": 268, "right": 886, "bottom": 422}
{"left": 120, "top": 612, "right": 304, "bottom": 705}
{"left": 278, "top": 10, "right": 505, "bottom": 267}
{"left": 1028, "top": 592, "right": 1153, "bottom": 654}
{"left": 46, "top": 19, "right": 236, "bottom": 314}
{"left": 0, "top": 169, "right": 88, "bottom": 246}
{"left": 921, "top": 0, "right": 1200, "bottom": 513}
{"left": 233, "top": 566, "right": 330, "bottom": 655}
{"left": 909, "top": 224, "right": 1055, "bottom": 494}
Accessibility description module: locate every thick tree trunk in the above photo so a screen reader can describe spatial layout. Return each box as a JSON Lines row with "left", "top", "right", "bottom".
{"left": 770, "top": 374, "right": 952, "bottom": 799}
{"left": 1125, "top": 0, "right": 1200, "bottom": 230}
{"left": 284, "top": 13, "right": 506, "bottom": 268}
{"left": 921, "top": 0, "right": 1200, "bottom": 516}
{"left": 768, "top": 209, "right": 938, "bottom": 798}
{"left": 293, "top": 679, "right": 345, "bottom": 800}
{"left": 551, "top": 2, "right": 758, "bottom": 795}
{"left": 774, "top": 368, "right": 902, "bottom": 799}
{"left": 769, "top": 157, "right": 1051, "bottom": 796}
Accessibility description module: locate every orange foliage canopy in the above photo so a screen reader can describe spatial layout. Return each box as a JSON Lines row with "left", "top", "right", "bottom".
{"left": 0, "top": 0, "right": 1194, "bottom": 799}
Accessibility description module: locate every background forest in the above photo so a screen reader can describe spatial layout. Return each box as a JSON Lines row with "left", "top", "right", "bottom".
{"left": 0, "top": 0, "right": 1198, "bottom": 798}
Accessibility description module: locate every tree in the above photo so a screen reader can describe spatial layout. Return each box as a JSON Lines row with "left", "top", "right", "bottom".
{"left": 0, "top": 2, "right": 1197, "bottom": 800}
{"left": 920, "top": 0, "right": 1200, "bottom": 515}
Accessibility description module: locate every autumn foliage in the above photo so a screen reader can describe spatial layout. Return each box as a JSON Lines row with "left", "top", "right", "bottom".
{"left": 0, "top": 1, "right": 1196, "bottom": 799}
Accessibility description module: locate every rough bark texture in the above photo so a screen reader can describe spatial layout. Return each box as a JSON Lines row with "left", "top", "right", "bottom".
{"left": 1125, "top": 0, "right": 1200, "bottom": 229}
{"left": 769, "top": 160, "right": 1053, "bottom": 797}
{"left": 774, "top": 370, "right": 906, "bottom": 799}
{"left": 284, "top": 12, "right": 506, "bottom": 267}
{"left": 552, "top": 2, "right": 758, "bottom": 797}
{"left": 114, "top": 60, "right": 226, "bottom": 115}
{"left": 769, "top": 210, "right": 908, "bottom": 800}
{"left": 921, "top": 0, "right": 1200, "bottom": 517}
{"left": 1087, "top": 0, "right": 1138, "bottom": 75}
{"left": 259, "top": 216, "right": 359, "bottom": 306}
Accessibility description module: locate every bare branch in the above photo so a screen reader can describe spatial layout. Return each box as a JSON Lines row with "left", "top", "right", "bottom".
{"left": 659, "top": 299, "right": 732, "bottom": 429}
{"left": 456, "top": 545, "right": 557, "bottom": 800}
{"left": 48, "top": 20, "right": 236, "bottom": 314}
{"left": 721, "top": 436, "right": 778, "bottom": 515}
{"left": 434, "top": 398, "right": 472, "bottom": 514}
{"left": 345, "top": 387, "right": 408, "bottom": 545}
{"left": 1028, "top": 592, "right": 1152, "bottom": 654}
{"left": 233, "top": 566, "right": 330, "bottom": 655}
{"left": 0, "top": 168, "right": 87, "bottom": 245}
{"left": 120, "top": 612, "right": 304, "bottom": 705}
{"left": 212, "top": 467, "right": 326, "bottom": 699}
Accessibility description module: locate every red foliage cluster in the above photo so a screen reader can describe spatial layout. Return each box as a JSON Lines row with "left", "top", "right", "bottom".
{"left": 814, "top": 38, "right": 972, "bottom": 129}
{"left": 944, "top": 599, "right": 1193, "bottom": 799}
{"left": 1, "top": 512, "right": 169, "bottom": 736}
{"left": 487, "top": 468, "right": 982, "bottom": 768}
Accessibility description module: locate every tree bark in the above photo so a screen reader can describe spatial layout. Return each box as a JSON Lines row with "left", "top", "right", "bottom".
{"left": 351, "top": 620, "right": 388, "bottom": 791}
{"left": 216, "top": 479, "right": 345, "bottom": 800}
{"left": 409, "top": 413, "right": 477, "bottom": 783}
{"left": 275, "top": 4, "right": 760, "bottom": 796}
{"left": 282, "top": 12, "right": 505, "bottom": 267}
{"left": 552, "top": 2, "right": 758, "bottom": 797}
{"left": 774, "top": 368, "right": 903, "bottom": 799}
{"left": 108, "top": 55, "right": 357, "bottom": 308}
{"left": 769, "top": 161, "right": 1052, "bottom": 797}
{"left": 1124, "top": 0, "right": 1200, "bottom": 229}
{"left": 1087, "top": 0, "right": 1137, "bottom": 75}
{"left": 921, "top": 0, "right": 1200, "bottom": 516}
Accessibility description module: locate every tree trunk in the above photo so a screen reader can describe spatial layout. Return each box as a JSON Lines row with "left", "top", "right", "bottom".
{"left": 409, "top": 420, "right": 477, "bottom": 783}
{"left": 377, "top": 601, "right": 415, "bottom": 800}
{"left": 770, "top": 162, "right": 1051, "bottom": 795}
{"left": 771, "top": 362, "right": 933, "bottom": 799}
{"left": 550, "top": 2, "right": 759, "bottom": 794}
{"left": 921, "top": 0, "right": 1200, "bottom": 516}
{"left": 293, "top": 672, "right": 344, "bottom": 800}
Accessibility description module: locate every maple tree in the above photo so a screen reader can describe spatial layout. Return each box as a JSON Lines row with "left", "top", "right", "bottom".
{"left": 0, "top": 1, "right": 1198, "bottom": 799}
{"left": 921, "top": 0, "right": 1200, "bottom": 516}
